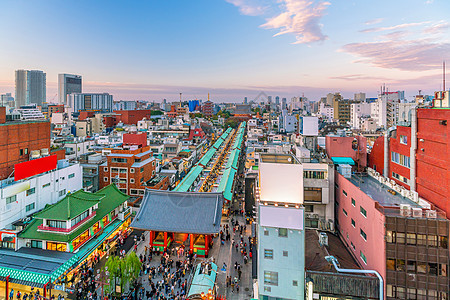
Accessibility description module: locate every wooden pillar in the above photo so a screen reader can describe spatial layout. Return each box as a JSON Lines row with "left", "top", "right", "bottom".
{"left": 189, "top": 234, "right": 194, "bottom": 254}
{"left": 149, "top": 231, "right": 154, "bottom": 247}
{"left": 205, "top": 234, "right": 209, "bottom": 256}
{"left": 163, "top": 232, "right": 168, "bottom": 251}
{"left": 5, "top": 275, "right": 9, "bottom": 300}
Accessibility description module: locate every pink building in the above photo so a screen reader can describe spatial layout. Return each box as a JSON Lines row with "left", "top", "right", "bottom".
{"left": 326, "top": 135, "right": 367, "bottom": 171}
{"left": 335, "top": 170, "right": 449, "bottom": 299}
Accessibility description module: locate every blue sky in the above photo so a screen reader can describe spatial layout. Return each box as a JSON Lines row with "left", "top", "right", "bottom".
{"left": 0, "top": 0, "right": 449, "bottom": 102}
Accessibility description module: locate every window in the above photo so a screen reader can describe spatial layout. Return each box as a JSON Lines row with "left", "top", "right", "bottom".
{"left": 386, "top": 285, "right": 395, "bottom": 298}
{"left": 42, "top": 182, "right": 50, "bottom": 188}
{"left": 71, "top": 210, "right": 89, "bottom": 227}
{"left": 397, "top": 287, "right": 406, "bottom": 299}
{"left": 130, "top": 168, "right": 135, "bottom": 173}
{"left": 119, "top": 188, "right": 127, "bottom": 193}
{"left": 360, "top": 206, "right": 367, "bottom": 218}
{"left": 20, "top": 149, "right": 23, "bottom": 156}
{"left": 264, "top": 230, "right": 269, "bottom": 236}
{"left": 31, "top": 240, "right": 42, "bottom": 248}
{"left": 6, "top": 195, "right": 16, "bottom": 204}
{"left": 396, "top": 259, "right": 406, "bottom": 271}
{"left": 351, "top": 242, "right": 355, "bottom": 251}
{"left": 386, "top": 230, "right": 395, "bottom": 243}
{"left": 263, "top": 271, "right": 278, "bottom": 286}
{"left": 59, "top": 189, "right": 66, "bottom": 197}
{"left": 343, "top": 209, "right": 348, "bottom": 216}
{"left": 46, "top": 242, "right": 67, "bottom": 252}
{"left": 407, "top": 233, "right": 416, "bottom": 245}
{"left": 428, "top": 263, "right": 438, "bottom": 276}
{"left": 407, "top": 288, "right": 417, "bottom": 300}
{"left": 130, "top": 178, "right": 135, "bottom": 183}
{"left": 304, "top": 188, "right": 322, "bottom": 202}
{"left": 47, "top": 220, "right": 66, "bottom": 229}
{"left": 360, "top": 251, "right": 367, "bottom": 264}
{"left": 26, "top": 203, "right": 35, "bottom": 212}
{"left": 427, "top": 235, "right": 437, "bottom": 247}
{"left": 140, "top": 177, "right": 144, "bottom": 182}
{"left": 104, "top": 177, "right": 108, "bottom": 182}
{"left": 342, "top": 190, "right": 347, "bottom": 196}
{"left": 391, "top": 151, "right": 399, "bottom": 163}
{"left": 152, "top": 170, "right": 155, "bottom": 175}
{"left": 283, "top": 251, "right": 288, "bottom": 257}
{"left": 72, "top": 229, "right": 90, "bottom": 250}
{"left": 304, "top": 170, "right": 326, "bottom": 179}
{"left": 439, "top": 236, "right": 448, "bottom": 249}
{"left": 292, "top": 280, "right": 298, "bottom": 286}
{"left": 130, "top": 189, "right": 139, "bottom": 195}
{"left": 140, "top": 167, "right": 144, "bottom": 173}
{"left": 351, "top": 198, "right": 356, "bottom": 207}
{"left": 360, "top": 229, "right": 367, "bottom": 241}
{"left": 400, "top": 135, "right": 408, "bottom": 145}
{"left": 392, "top": 151, "right": 410, "bottom": 168}
{"left": 407, "top": 260, "right": 416, "bottom": 272}
{"left": 278, "top": 228, "right": 288, "bottom": 237}
{"left": 26, "top": 188, "right": 36, "bottom": 196}
{"left": 111, "top": 158, "right": 127, "bottom": 163}
{"left": 417, "top": 262, "right": 427, "bottom": 274}
{"left": 351, "top": 219, "right": 356, "bottom": 227}
{"left": 304, "top": 205, "right": 313, "bottom": 212}
{"left": 68, "top": 173, "right": 75, "bottom": 179}
{"left": 438, "top": 263, "right": 447, "bottom": 276}
{"left": 417, "top": 234, "right": 426, "bottom": 245}
{"left": 387, "top": 258, "right": 396, "bottom": 270}
{"left": 263, "top": 286, "right": 271, "bottom": 292}
{"left": 104, "top": 167, "right": 108, "bottom": 172}
{"left": 264, "top": 249, "right": 273, "bottom": 259}
{"left": 60, "top": 176, "right": 65, "bottom": 181}
{"left": 397, "top": 232, "right": 405, "bottom": 244}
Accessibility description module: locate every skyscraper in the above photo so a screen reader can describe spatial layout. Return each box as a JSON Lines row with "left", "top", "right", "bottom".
{"left": 15, "top": 70, "right": 46, "bottom": 108}
{"left": 58, "top": 74, "right": 82, "bottom": 105}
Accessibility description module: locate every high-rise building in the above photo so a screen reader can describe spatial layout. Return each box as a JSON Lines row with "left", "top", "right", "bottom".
{"left": 275, "top": 96, "right": 280, "bottom": 105}
{"left": 68, "top": 93, "right": 113, "bottom": 112}
{"left": 354, "top": 92, "right": 366, "bottom": 102}
{"left": 0, "top": 93, "right": 14, "bottom": 107}
{"left": 15, "top": 70, "right": 46, "bottom": 108}
{"left": 58, "top": 74, "right": 82, "bottom": 105}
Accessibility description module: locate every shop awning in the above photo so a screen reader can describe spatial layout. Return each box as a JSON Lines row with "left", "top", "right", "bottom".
{"left": 331, "top": 157, "right": 355, "bottom": 165}
{"left": 0, "top": 248, "right": 77, "bottom": 287}
{"left": 75, "top": 219, "right": 124, "bottom": 263}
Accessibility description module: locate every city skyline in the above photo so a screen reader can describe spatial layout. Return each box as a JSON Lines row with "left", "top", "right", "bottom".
{"left": 0, "top": 0, "right": 449, "bottom": 101}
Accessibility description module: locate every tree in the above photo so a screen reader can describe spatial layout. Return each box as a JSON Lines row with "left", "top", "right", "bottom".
{"left": 104, "top": 252, "right": 142, "bottom": 295}
{"left": 151, "top": 110, "right": 164, "bottom": 116}
{"left": 225, "top": 118, "right": 238, "bottom": 129}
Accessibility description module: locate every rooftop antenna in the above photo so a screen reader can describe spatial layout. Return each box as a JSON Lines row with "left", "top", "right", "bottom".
{"left": 443, "top": 60, "right": 446, "bottom": 91}
{"left": 179, "top": 93, "right": 182, "bottom": 107}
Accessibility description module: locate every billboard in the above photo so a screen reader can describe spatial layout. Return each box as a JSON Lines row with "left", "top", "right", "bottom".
{"left": 14, "top": 155, "right": 57, "bottom": 181}
{"left": 259, "top": 205, "right": 304, "bottom": 230}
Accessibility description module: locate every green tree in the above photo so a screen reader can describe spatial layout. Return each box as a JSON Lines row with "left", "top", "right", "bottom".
{"left": 104, "top": 252, "right": 142, "bottom": 295}
{"left": 151, "top": 110, "right": 164, "bottom": 116}
{"left": 225, "top": 118, "right": 238, "bottom": 129}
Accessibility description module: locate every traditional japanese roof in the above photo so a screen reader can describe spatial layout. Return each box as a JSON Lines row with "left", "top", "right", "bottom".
{"left": 131, "top": 189, "right": 223, "bottom": 234}
{"left": 33, "top": 190, "right": 103, "bottom": 221}
{"left": 19, "top": 184, "right": 129, "bottom": 242}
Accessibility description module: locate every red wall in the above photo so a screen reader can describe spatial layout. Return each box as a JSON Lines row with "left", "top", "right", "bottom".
{"left": 79, "top": 111, "right": 95, "bottom": 120}
{"left": 368, "top": 135, "right": 384, "bottom": 175}
{"left": 325, "top": 135, "right": 367, "bottom": 168}
{"left": 114, "top": 110, "right": 153, "bottom": 125}
{"left": 416, "top": 108, "right": 450, "bottom": 217}
{"left": 123, "top": 133, "right": 147, "bottom": 147}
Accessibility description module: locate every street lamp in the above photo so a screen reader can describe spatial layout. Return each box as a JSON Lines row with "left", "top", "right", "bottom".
{"left": 95, "top": 267, "right": 110, "bottom": 299}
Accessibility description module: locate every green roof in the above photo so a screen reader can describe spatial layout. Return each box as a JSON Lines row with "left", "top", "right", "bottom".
{"left": 34, "top": 190, "right": 103, "bottom": 221}
{"left": 174, "top": 165, "right": 203, "bottom": 192}
{"left": 19, "top": 184, "right": 129, "bottom": 243}
{"left": 187, "top": 262, "right": 218, "bottom": 297}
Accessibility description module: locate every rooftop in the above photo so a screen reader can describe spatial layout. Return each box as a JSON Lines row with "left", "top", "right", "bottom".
{"left": 259, "top": 153, "right": 300, "bottom": 164}
{"left": 348, "top": 174, "right": 420, "bottom": 208}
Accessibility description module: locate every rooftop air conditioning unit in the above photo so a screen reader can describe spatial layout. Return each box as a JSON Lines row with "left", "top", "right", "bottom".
{"left": 412, "top": 208, "right": 422, "bottom": 218}
{"left": 30, "top": 150, "right": 41, "bottom": 159}
{"left": 426, "top": 210, "right": 437, "bottom": 219}
{"left": 40, "top": 148, "right": 49, "bottom": 156}
{"left": 400, "top": 204, "right": 411, "bottom": 217}
{"left": 319, "top": 232, "right": 328, "bottom": 247}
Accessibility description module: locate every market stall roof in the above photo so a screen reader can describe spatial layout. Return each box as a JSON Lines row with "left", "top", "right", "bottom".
{"left": 0, "top": 248, "right": 78, "bottom": 287}
{"left": 131, "top": 189, "right": 223, "bottom": 234}
{"left": 174, "top": 165, "right": 203, "bottom": 192}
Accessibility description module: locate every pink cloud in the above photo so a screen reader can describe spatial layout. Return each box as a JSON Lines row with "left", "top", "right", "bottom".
{"left": 360, "top": 21, "right": 431, "bottom": 33}
{"left": 225, "top": 0, "right": 267, "bottom": 16}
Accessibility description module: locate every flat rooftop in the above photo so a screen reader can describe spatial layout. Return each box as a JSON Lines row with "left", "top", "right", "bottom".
{"left": 259, "top": 153, "right": 300, "bottom": 164}
{"left": 348, "top": 174, "right": 420, "bottom": 208}
{"left": 305, "top": 229, "right": 361, "bottom": 272}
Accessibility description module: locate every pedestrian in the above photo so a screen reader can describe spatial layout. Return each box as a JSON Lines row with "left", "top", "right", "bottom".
{"left": 9, "top": 289, "right": 14, "bottom": 300}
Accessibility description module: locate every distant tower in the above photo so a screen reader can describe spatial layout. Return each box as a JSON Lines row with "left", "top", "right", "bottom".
{"left": 15, "top": 69, "right": 46, "bottom": 108}
{"left": 58, "top": 74, "right": 82, "bottom": 105}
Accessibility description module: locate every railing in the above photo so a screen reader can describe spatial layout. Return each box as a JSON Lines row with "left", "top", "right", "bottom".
{"left": 38, "top": 212, "right": 96, "bottom": 233}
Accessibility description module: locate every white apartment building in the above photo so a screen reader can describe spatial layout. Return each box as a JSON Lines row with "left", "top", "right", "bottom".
{"left": 371, "top": 92, "right": 401, "bottom": 128}
{"left": 0, "top": 160, "right": 82, "bottom": 230}
{"left": 350, "top": 102, "right": 371, "bottom": 129}
{"left": 318, "top": 102, "right": 333, "bottom": 122}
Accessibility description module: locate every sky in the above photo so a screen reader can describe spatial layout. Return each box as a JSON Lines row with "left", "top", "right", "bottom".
{"left": 0, "top": 0, "right": 449, "bottom": 102}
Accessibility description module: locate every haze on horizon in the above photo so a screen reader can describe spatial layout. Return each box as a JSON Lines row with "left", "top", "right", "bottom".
{"left": 0, "top": 0, "right": 449, "bottom": 102}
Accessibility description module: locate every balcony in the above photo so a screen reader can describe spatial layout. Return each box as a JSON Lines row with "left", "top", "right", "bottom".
{"left": 38, "top": 212, "right": 96, "bottom": 234}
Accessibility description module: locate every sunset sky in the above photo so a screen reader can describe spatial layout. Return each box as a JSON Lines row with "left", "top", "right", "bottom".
{"left": 0, "top": 0, "right": 449, "bottom": 102}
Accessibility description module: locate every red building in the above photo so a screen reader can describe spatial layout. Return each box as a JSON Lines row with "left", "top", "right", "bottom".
{"left": 186, "top": 128, "right": 206, "bottom": 144}
{"left": 202, "top": 100, "right": 214, "bottom": 117}
{"left": 325, "top": 135, "right": 367, "bottom": 170}
{"left": 368, "top": 126, "right": 413, "bottom": 190}
{"left": 416, "top": 107, "right": 450, "bottom": 217}
{"left": 0, "top": 107, "right": 51, "bottom": 180}
{"left": 113, "top": 109, "right": 153, "bottom": 124}
{"left": 99, "top": 135, "right": 169, "bottom": 198}
{"left": 123, "top": 132, "right": 147, "bottom": 148}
